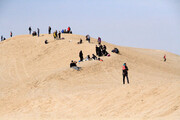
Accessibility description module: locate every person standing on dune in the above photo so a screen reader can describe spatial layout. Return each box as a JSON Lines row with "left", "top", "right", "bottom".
{"left": 58, "top": 31, "right": 61, "bottom": 39}
{"left": 79, "top": 50, "right": 83, "bottom": 61}
{"left": 29, "top": 26, "right": 32, "bottom": 34}
{"left": 37, "top": 28, "right": 40, "bottom": 37}
{"left": 48, "top": 26, "right": 51, "bottom": 34}
{"left": 164, "top": 54, "right": 166, "bottom": 62}
{"left": 122, "top": 63, "right": 129, "bottom": 84}
{"left": 10, "top": 31, "right": 12, "bottom": 37}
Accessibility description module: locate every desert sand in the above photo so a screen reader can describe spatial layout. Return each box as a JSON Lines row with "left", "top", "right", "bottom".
{"left": 0, "top": 34, "right": 180, "bottom": 120}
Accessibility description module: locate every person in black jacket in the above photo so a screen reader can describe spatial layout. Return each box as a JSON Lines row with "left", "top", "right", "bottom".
{"left": 29, "top": 26, "right": 32, "bottom": 34}
{"left": 79, "top": 50, "right": 83, "bottom": 61}
{"left": 122, "top": 63, "right": 129, "bottom": 84}
{"left": 70, "top": 60, "right": 80, "bottom": 71}
{"left": 48, "top": 26, "right": 51, "bottom": 34}
{"left": 37, "top": 28, "right": 40, "bottom": 37}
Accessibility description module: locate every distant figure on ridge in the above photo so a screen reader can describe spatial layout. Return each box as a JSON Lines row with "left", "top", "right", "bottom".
{"left": 122, "top": 63, "right": 129, "bottom": 84}
{"left": 67, "top": 26, "right": 71, "bottom": 33}
{"left": 58, "top": 31, "right": 61, "bottom": 39}
{"left": 29, "top": 26, "right": 32, "bottom": 34}
{"left": 86, "top": 34, "right": 90, "bottom": 43}
{"left": 164, "top": 54, "right": 166, "bottom": 62}
{"left": 10, "top": 31, "right": 12, "bottom": 37}
{"left": 79, "top": 50, "right": 84, "bottom": 61}
{"left": 37, "top": 28, "right": 40, "bottom": 37}
{"left": 1, "top": 35, "right": 3, "bottom": 41}
{"left": 48, "top": 26, "right": 51, "bottom": 34}
{"left": 98, "top": 37, "right": 101, "bottom": 45}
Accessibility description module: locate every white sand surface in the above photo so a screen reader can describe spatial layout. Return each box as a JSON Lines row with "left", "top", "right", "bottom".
{"left": 0, "top": 34, "right": 180, "bottom": 120}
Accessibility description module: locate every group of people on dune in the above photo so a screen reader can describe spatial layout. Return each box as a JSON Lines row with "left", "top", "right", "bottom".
{"left": 0, "top": 26, "right": 168, "bottom": 84}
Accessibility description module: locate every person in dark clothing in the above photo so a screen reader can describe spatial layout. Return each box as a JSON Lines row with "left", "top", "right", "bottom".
{"left": 10, "top": 31, "right": 12, "bottom": 37}
{"left": 1, "top": 35, "right": 3, "bottom": 41}
{"left": 96, "top": 45, "right": 99, "bottom": 56}
{"left": 55, "top": 30, "right": 57, "bottom": 37}
{"left": 48, "top": 26, "right": 51, "bottom": 34}
{"left": 79, "top": 50, "right": 83, "bottom": 61}
{"left": 77, "top": 39, "right": 82, "bottom": 44}
{"left": 3, "top": 38, "right": 6, "bottom": 40}
{"left": 32, "top": 31, "right": 37, "bottom": 36}
{"left": 98, "top": 46, "right": 102, "bottom": 56}
{"left": 164, "top": 54, "right": 166, "bottom": 62}
{"left": 70, "top": 60, "right": 80, "bottom": 71}
{"left": 92, "top": 54, "right": 97, "bottom": 60}
{"left": 45, "top": 40, "right": 48, "bottom": 44}
{"left": 58, "top": 31, "right": 61, "bottom": 39}
{"left": 29, "top": 27, "right": 32, "bottom": 34}
{"left": 37, "top": 28, "right": 40, "bottom": 37}
{"left": 122, "top": 63, "right": 129, "bottom": 84}
{"left": 102, "top": 45, "right": 107, "bottom": 56}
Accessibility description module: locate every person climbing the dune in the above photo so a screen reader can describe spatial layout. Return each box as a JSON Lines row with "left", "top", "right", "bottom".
{"left": 79, "top": 50, "right": 84, "bottom": 61}
{"left": 122, "top": 63, "right": 129, "bottom": 84}
{"left": 163, "top": 54, "right": 166, "bottom": 62}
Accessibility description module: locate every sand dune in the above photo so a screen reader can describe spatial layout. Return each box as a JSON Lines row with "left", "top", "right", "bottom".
{"left": 0, "top": 34, "right": 180, "bottom": 120}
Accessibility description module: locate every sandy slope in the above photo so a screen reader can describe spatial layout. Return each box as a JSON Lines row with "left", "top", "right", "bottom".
{"left": 0, "top": 34, "right": 180, "bottom": 120}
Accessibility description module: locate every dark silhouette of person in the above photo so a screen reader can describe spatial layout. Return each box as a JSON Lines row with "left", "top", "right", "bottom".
{"left": 92, "top": 54, "right": 97, "bottom": 60}
{"left": 164, "top": 54, "right": 166, "bottom": 62}
{"left": 45, "top": 40, "right": 48, "bottom": 44}
{"left": 122, "top": 63, "right": 129, "bottom": 84}
{"left": 58, "top": 31, "right": 61, "bottom": 39}
{"left": 48, "top": 26, "right": 51, "bottom": 34}
{"left": 77, "top": 39, "right": 82, "bottom": 44}
{"left": 10, "top": 31, "right": 12, "bottom": 37}
{"left": 1, "top": 35, "right": 3, "bottom": 41}
{"left": 70, "top": 60, "right": 80, "bottom": 71}
{"left": 29, "top": 27, "right": 32, "bottom": 34}
{"left": 96, "top": 45, "right": 99, "bottom": 56}
{"left": 37, "top": 28, "right": 40, "bottom": 37}
{"left": 79, "top": 50, "right": 83, "bottom": 61}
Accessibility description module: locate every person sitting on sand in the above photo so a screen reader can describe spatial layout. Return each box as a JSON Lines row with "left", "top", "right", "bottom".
{"left": 85, "top": 55, "right": 91, "bottom": 61}
{"left": 112, "top": 48, "right": 119, "bottom": 54}
{"left": 92, "top": 54, "right": 97, "bottom": 60}
{"left": 32, "top": 31, "right": 37, "bottom": 36}
{"left": 70, "top": 60, "right": 80, "bottom": 71}
{"left": 77, "top": 39, "right": 82, "bottom": 44}
{"left": 45, "top": 40, "right": 48, "bottom": 44}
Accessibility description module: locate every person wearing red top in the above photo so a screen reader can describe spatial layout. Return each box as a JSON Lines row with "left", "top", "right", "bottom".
{"left": 67, "top": 27, "right": 71, "bottom": 33}
{"left": 164, "top": 54, "right": 166, "bottom": 62}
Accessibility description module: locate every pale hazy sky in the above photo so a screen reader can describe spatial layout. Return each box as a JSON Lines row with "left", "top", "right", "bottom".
{"left": 0, "top": 0, "right": 180, "bottom": 55}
